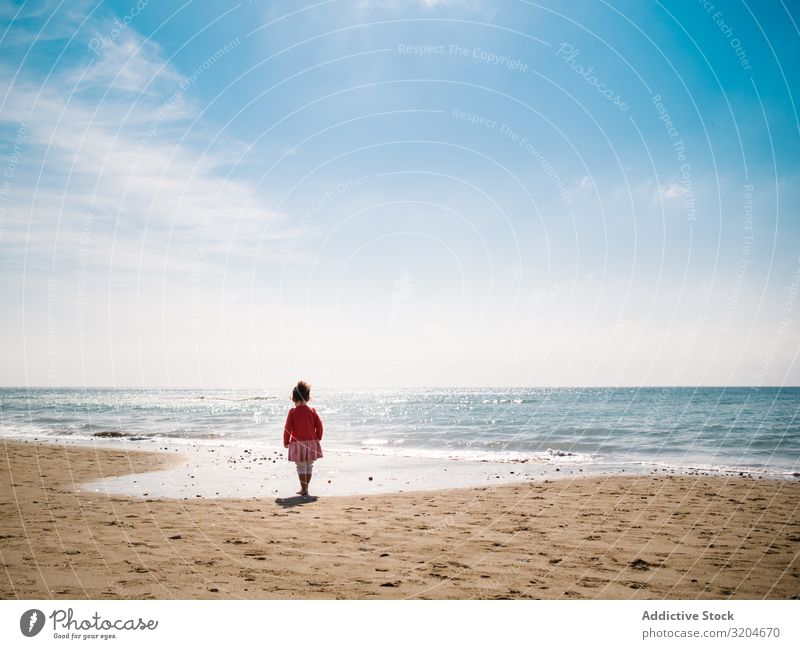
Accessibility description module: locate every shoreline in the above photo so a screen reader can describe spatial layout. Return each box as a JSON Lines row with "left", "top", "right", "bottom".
{"left": 4, "top": 434, "right": 796, "bottom": 503}
{"left": 1, "top": 440, "right": 798, "bottom": 599}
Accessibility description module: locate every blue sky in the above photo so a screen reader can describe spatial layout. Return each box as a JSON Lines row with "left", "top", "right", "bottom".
{"left": 0, "top": 0, "right": 798, "bottom": 387}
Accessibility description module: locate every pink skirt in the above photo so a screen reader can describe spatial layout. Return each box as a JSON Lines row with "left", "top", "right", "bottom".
{"left": 287, "top": 439, "right": 323, "bottom": 462}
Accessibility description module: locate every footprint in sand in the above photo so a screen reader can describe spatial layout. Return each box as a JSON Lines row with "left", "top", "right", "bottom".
{"left": 577, "top": 577, "right": 609, "bottom": 588}
{"left": 629, "top": 558, "right": 652, "bottom": 571}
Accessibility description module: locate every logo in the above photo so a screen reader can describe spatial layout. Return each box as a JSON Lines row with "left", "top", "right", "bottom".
{"left": 20, "top": 609, "right": 45, "bottom": 637}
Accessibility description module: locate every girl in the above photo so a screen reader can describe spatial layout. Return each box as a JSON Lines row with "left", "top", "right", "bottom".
{"left": 283, "top": 380, "right": 323, "bottom": 497}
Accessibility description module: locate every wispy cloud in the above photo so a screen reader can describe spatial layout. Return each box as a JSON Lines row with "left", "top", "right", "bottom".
{"left": 660, "top": 182, "right": 686, "bottom": 199}
{"left": 0, "top": 23, "right": 293, "bottom": 276}
{"left": 0, "top": 0, "right": 94, "bottom": 48}
{"left": 75, "top": 30, "right": 183, "bottom": 95}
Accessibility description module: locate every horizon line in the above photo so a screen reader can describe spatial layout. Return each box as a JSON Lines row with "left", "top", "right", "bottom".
{"left": 1, "top": 385, "right": 798, "bottom": 390}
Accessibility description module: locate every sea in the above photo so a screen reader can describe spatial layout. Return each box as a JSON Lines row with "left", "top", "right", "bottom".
{"left": 1, "top": 386, "right": 798, "bottom": 479}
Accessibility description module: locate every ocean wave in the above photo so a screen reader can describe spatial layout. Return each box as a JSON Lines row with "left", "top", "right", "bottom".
{"left": 2, "top": 386, "right": 798, "bottom": 477}
{"left": 333, "top": 443, "right": 598, "bottom": 465}
{"left": 196, "top": 396, "right": 276, "bottom": 401}
{"left": 626, "top": 458, "right": 800, "bottom": 479}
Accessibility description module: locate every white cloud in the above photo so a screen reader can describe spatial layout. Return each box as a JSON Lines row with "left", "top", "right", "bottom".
{"left": 420, "top": 0, "right": 463, "bottom": 6}
{"left": 0, "top": 27, "right": 295, "bottom": 276}
{"left": 75, "top": 30, "right": 183, "bottom": 95}
{"left": 660, "top": 182, "right": 686, "bottom": 199}
{"left": 0, "top": 0, "right": 94, "bottom": 47}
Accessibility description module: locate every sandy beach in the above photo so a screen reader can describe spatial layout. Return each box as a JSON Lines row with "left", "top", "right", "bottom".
{"left": 1, "top": 440, "right": 798, "bottom": 599}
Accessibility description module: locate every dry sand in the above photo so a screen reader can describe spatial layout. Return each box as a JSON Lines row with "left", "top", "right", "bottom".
{"left": 1, "top": 440, "right": 798, "bottom": 599}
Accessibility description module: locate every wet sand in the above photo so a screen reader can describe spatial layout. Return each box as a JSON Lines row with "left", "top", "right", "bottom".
{"left": 1, "top": 440, "right": 798, "bottom": 599}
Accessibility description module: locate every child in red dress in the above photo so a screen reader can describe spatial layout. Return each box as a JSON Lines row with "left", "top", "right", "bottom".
{"left": 283, "top": 380, "right": 323, "bottom": 497}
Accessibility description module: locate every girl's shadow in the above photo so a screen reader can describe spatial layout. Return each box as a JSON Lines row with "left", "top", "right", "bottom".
{"left": 275, "top": 495, "right": 318, "bottom": 508}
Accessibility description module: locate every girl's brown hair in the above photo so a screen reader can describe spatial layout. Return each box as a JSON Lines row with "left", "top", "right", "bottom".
{"left": 292, "top": 380, "right": 311, "bottom": 403}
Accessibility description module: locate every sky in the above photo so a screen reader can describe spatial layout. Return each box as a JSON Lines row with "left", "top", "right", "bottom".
{"left": 0, "top": 0, "right": 798, "bottom": 388}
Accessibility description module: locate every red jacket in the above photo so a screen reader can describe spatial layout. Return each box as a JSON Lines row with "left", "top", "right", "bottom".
{"left": 283, "top": 405, "right": 323, "bottom": 446}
